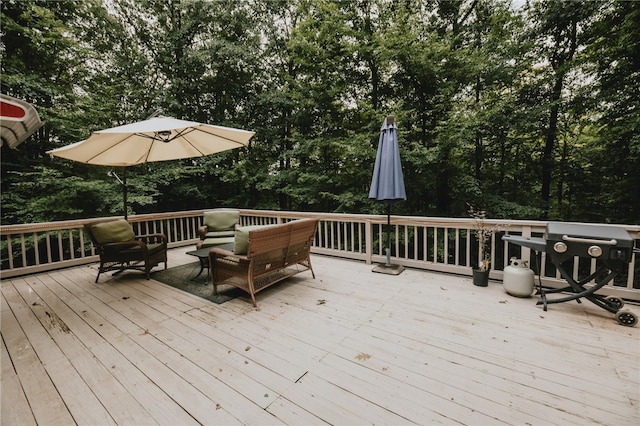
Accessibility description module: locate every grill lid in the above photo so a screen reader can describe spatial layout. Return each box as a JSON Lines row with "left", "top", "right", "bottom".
{"left": 546, "top": 222, "right": 633, "bottom": 245}
{"left": 546, "top": 222, "right": 635, "bottom": 264}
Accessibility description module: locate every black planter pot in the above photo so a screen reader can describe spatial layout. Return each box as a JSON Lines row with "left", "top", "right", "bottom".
{"left": 472, "top": 269, "right": 489, "bottom": 287}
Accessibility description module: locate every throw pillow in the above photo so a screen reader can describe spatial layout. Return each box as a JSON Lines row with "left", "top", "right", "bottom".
{"left": 234, "top": 225, "right": 272, "bottom": 255}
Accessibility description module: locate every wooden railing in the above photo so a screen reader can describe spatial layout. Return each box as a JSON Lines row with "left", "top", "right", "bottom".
{"left": 2, "top": 209, "right": 639, "bottom": 300}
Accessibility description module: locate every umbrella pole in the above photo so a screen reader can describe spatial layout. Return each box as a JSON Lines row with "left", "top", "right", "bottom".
{"left": 123, "top": 168, "right": 128, "bottom": 220}
{"left": 386, "top": 204, "right": 391, "bottom": 266}
{"left": 372, "top": 204, "right": 404, "bottom": 275}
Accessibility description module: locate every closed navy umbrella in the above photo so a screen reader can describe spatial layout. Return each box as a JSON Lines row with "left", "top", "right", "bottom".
{"left": 369, "top": 116, "right": 406, "bottom": 274}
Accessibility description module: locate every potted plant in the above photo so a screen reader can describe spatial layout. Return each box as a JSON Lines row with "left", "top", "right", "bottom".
{"left": 468, "top": 204, "right": 505, "bottom": 287}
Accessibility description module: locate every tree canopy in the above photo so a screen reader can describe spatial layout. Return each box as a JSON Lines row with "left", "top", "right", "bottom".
{"left": 1, "top": 0, "right": 638, "bottom": 225}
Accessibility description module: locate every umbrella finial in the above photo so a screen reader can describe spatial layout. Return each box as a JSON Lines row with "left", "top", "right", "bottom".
{"left": 386, "top": 115, "right": 394, "bottom": 125}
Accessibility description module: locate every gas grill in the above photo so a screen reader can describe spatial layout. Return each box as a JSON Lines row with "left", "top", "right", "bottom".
{"left": 502, "top": 222, "right": 639, "bottom": 326}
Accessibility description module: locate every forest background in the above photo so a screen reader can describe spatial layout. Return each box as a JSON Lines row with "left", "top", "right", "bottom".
{"left": 1, "top": 0, "right": 638, "bottom": 226}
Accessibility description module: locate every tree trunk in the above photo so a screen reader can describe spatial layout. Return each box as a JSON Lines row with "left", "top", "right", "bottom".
{"left": 540, "top": 11, "right": 578, "bottom": 219}
{"left": 474, "top": 74, "right": 482, "bottom": 180}
{"left": 541, "top": 76, "right": 562, "bottom": 219}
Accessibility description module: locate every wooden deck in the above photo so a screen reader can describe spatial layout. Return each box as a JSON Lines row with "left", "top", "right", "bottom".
{"left": 2, "top": 248, "right": 639, "bottom": 425}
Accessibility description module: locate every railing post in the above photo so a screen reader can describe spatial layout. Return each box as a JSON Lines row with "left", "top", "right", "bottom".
{"left": 365, "top": 218, "right": 373, "bottom": 265}
{"left": 521, "top": 225, "right": 532, "bottom": 266}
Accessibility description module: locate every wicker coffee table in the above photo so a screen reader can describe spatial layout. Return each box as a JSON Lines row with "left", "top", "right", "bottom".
{"left": 185, "top": 243, "right": 234, "bottom": 283}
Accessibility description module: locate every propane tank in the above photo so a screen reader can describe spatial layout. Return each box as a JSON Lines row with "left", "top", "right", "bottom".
{"left": 503, "top": 257, "right": 535, "bottom": 297}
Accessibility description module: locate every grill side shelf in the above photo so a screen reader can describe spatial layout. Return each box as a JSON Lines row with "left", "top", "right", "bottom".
{"left": 502, "top": 235, "right": 546, "bottom": 252}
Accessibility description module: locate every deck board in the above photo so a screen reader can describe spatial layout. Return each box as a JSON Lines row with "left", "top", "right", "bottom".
{"left": 2, "top": 248, "right": 639, "bottom": 425}
{"left": 2, "top": 281, "right": 115, "bottom": 425}
{"left": 36, "top": 272, "right": 202, "bottom": 426}
{"left": 1, "top": 330, "right": 37, "bottom": 426}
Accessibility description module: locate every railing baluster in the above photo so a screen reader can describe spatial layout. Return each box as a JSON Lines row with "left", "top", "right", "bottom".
{"left": 79, "top": 227, "right": 86, "bottom": 258}
{"left": 33, "top": 232, "right": 40, "bottom": 266}
{"left": 627, "top": 258, "right": 635, "bottom": 289}
{"left": 6, "top": 234, "right": 14, "bottom": 269}
{"left": 465, "top": 229, "right": 471, "bottom": 268}
{"left": 57, "top": 230, "right": 63, "bottom": 262}
{"left": 20, "top": 234, "right": 26, "bottom": 267}
{"left": 444, "top": 228, "right": 449, "bottom": 265}
{"left": 422, "top": 226, "right": 427, "bottom": 262}
{"left": 70, "top": 228, "right": 76, "bottom": 260}
{"left": 432, "top": 227, "right": 437, "bottom": 264}
{"left": 455, "top": 228, "right": 460, "bottom": 266}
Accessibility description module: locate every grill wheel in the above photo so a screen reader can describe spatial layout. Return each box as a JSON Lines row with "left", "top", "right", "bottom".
{"left": 605, "top": 296, "right": 625, "bottom": 310}
{"left": 615, "top": 310, "right": 638, "bottom": 327}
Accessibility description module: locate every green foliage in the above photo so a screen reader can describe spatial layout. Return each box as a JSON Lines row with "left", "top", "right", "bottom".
{"left": 2, "top": 166, "right": 119, "bottom": 223}
{"left": 1, "top": 0, "right": 638, "bottom": 226}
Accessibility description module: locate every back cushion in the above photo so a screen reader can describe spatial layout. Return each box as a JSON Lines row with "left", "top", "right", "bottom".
{"left": 234, "top": 225, "right": 271, "bottom": 255}
{"left": 90, "top": 219, "right": 135, "bottom": 244}
{"left": 203, "top": 210, "right": 240, "bottom": 231}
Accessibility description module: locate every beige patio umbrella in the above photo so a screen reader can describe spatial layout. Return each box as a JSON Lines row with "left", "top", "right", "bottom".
{"left": 47, "top": 116, "right": 255, "bottom": 218}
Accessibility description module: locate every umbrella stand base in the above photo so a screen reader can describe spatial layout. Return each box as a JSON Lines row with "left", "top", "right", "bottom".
{"left": 372, "top": 264, "right": 405, "bottom": 275}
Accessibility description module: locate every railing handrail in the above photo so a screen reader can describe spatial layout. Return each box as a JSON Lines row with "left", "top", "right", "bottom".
{"left": 3, "top": 210, "right": 638, "bottom": 234}
{"left": 0, "top": 210, "right": 208, "bottom": 233}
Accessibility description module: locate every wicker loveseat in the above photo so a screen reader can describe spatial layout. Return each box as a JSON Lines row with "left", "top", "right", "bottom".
{"left": 208, "top": 218, "right": 319, "bottom": 306}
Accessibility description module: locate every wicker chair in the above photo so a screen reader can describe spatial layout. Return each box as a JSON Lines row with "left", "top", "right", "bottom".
{"left": 197, "top": 209, "right": 240, "bottom": 248}
{"left": 84, "top": 218, "right": 167, "bottom": 282}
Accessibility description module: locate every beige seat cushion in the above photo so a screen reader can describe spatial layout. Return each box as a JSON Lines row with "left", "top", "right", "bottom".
{"left": 205, "top": 230, "right": 236, "bottom": 238}
{"left": 199, "top": 236, "right": 235, "bottom": 248}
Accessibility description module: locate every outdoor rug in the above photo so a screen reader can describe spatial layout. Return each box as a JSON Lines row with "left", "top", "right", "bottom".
{"left": 151, "top": 262, "right": 245, "bottom": 304}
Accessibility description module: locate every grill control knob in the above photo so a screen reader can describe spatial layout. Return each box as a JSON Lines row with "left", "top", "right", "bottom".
{"left": 588, "top": 245, "right": 603, "bottom": 258}
{"left": 553, "top": 242, "right": 567, "bottom": 253}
